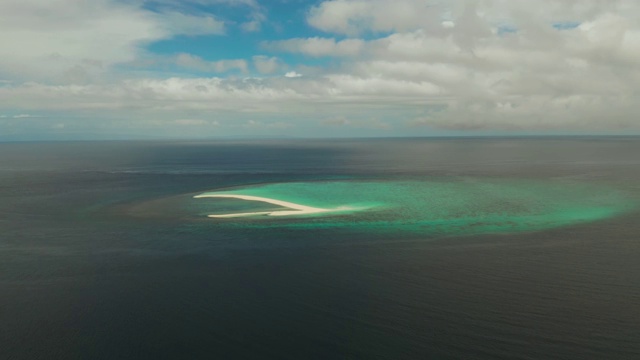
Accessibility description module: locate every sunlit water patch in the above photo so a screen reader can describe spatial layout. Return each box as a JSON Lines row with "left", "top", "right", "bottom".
{"left": 192, "top": 179, "right": 635, "bottom": 236}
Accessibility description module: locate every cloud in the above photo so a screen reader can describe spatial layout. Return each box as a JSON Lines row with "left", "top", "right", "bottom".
{"left": 240, "top": 9, "right": 267, "bottom": 32}
{"left": 147, "top": 0, "right": 266, "bottom": 33}
{"left": 307, "top": 0, "right": 632, "bottom": 36}
{"left": 321, "top": 116, "right": 390, "bottom": 130}
{"left": 3, "top": 0, "right": 640, "bottom": 136}
{"left": 321, "top": 117, "right": 350, "bottom": 126}
{"left": 148, "top": 0, "right": 259, "bottom": 7}
{"left": 285, "top": 71, "right": 302, "bottom": 78}
{"left": 12, "top": 114, "right": 40, "bottom": 119}
{"left": 308, "top": 0, "right": 443, "bottom": 35}
{"left": 0, "top": 74, "right": 445, "bottom": 113}
{"left": 0, "top": 114, "right": 41, "bottom": 119}
{"left": 175, "top": 119, "right": 207, "bottom": 126}
{"left": 176, "top": 53, "right": 248, "bottom": 73}
{"left": 156, "top": 11, "right": 225, "bottom": 36}
{"left": 0, "top": 0, "right": 228, "bottom": 83}
{"left": 253, "top": 56, "right": 281, "bottom": 74}
{"left": 242, "top": 120, "right": 292, "bottom": 129}
{"left": 241, "top": 20, "right": 261, "bottom": 32}
{"left": 0, "top": 0, "right": 166, "bottom": 82}
{"left": 268, "top": 121, "right": 293, "bottom": 129}
{"left": 0, "top": 114, "right": 43, "bottom": 119}
{"left": 263, "top": 37, "right": 365, "bottom": 57}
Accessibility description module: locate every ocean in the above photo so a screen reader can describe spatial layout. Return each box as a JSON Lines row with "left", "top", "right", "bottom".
{"left": 1, "top": 138, "right": 639, "bottom": 359}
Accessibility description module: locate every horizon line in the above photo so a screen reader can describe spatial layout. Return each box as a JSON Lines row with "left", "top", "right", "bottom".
{"left": 2, "top": 134, "right": 640, "bottom": 144}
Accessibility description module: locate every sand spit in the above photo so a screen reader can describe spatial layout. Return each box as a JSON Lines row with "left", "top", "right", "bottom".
{"left": 193, "top": 193, "right": 336, "bottom": 218}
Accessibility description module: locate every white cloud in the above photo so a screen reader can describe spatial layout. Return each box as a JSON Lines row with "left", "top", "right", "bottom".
{"left": 176, "top": 53, "right": 248, "bottom": 73}
{"left": 240, "top": 9, "right": 267, "bottom": 32}
{"left": 3, "top": 0, "right": 640, "bottom": 135}
{"left": 156, "top": 11, "right": 225, "bottom": 36}
{"left": 13, "top": 114, "right": 40, "bottom": 119}
{"left": 263, "top": 37, "right": 365, "bottom": 57}
{"left": 243, "top": 120, "right": 261, "bottom": 128}
{"left": 253, "top": 56, "right": 281, "bottom": 74}
{"left": 149, "top": 0, "right": 266, "bottom": 33}
{"left": 307, "top": 0, "right": 444, "bottom": 35}
{"left": 0, "top": 0, "right": 227, "bottom": 83}
{"left": 241, "top": 120, "right": 291, "bottom": 129}
{"left": 285, "top": 71, "right": 302, "bottom": 78}
{"left": 173, "top": 118, "right": 220, "bottom": 126}
{"left": 307, "top": 0, "right": 637, "bottom": 36}
{"left": 241, "top": 20, "right": 261, "bottom": 32}
{"left": 321, "top": 116, "right": 390, "bottom": 130}
{"left": 0, "top": 114, "right": 41, "bottom": 119}
{"left": 0, "top": 0, "right": 167, "bottom": 82}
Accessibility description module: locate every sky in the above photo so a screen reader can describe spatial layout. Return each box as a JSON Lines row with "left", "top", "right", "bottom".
{"left": 1, "top": 0, "right": 640, "bottom": 140}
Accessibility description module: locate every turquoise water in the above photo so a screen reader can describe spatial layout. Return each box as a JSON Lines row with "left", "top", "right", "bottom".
{"left": 195, "top": 179, "right": 635, "bottom": 236}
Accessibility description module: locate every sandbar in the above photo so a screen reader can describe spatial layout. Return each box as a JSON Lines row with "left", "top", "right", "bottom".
{"left": 193, "top": 193, "right": 335, "bottom": 218}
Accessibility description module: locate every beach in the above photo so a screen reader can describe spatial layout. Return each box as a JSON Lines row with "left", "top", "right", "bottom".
{"left": 193, "top": 193, "right": 336, "bottom": 217}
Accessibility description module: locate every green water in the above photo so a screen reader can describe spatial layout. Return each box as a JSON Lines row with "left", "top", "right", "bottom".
{"left": 194, "top": 179, "right": 635, "bottom": 236}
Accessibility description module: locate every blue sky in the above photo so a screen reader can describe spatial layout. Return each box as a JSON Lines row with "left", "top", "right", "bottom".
{"left": 144, "top": 0, "right": 319, "bottom": 71}
{"left": 1, "top": 0, "right": 639, "bottom": 140}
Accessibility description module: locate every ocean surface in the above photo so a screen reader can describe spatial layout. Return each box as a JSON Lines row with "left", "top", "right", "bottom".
{"left": 1, "top": 138, "right": 639, "bottom": 359}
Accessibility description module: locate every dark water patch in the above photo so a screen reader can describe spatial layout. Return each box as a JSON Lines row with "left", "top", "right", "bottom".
{"left": 2, "top": 138, "right": 640, "bottom": 359}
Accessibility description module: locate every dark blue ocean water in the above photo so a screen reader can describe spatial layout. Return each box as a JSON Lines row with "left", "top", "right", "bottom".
{"left": 1, "top": 138, "right": 639, "bottom": 359}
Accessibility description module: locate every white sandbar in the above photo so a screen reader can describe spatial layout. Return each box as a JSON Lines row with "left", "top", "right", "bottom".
{"left": 194, "top": 193, "right": 335, "bottom": 218}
